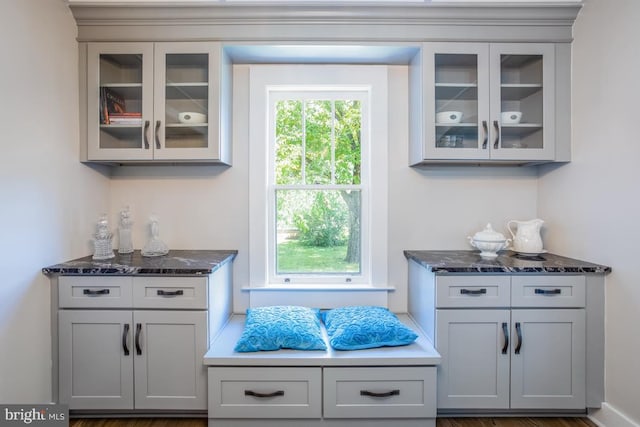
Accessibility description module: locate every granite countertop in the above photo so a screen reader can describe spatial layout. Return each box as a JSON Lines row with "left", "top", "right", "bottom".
{"left": 42, "top": 250, "right": 238, "bottom": 276}
{"left": 404, "top": 250, "right": 611, "bottom": 274}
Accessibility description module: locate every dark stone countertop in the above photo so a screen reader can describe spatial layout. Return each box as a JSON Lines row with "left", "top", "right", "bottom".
{"left": 42, "top": 250, "right": 238, "bottom": 276}
{"left": 404, "top": 250, "right": 611, "bottom": 274}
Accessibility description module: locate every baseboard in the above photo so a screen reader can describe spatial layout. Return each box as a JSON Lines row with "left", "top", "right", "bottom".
{"left": 589, "top": 403, "right": 640, "bottom": 427}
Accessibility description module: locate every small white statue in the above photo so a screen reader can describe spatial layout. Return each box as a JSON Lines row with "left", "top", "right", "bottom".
{"left": 92, "top": 214, "right": 115, "bottom": 260}
{"left": 118, "top": 206, "right": 134, "bottom": 254}
{"left": 141, "top": 215, "right": 169, "bottom": 257}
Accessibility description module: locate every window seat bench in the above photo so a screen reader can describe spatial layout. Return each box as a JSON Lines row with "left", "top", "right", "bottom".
{"left": 204, "top": 314, "right": 441, "bottom": 427}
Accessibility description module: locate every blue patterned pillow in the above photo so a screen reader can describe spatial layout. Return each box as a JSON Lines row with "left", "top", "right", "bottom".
{"left": 234, "top": 306, "right": 327, "bottom": 352}
{"left": 321, "top": 306, "right": 418, "bottom": 351}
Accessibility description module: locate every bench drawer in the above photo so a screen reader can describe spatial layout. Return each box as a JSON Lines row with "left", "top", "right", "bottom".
{"left": 323, "top": 367, "right": 436, "bottom": 419}
{"left": 436, "top": 275, "right": 510, "bottom": 308}
{"left": 511, "top": 276, "right": 586, "bottom": 308}
{"left": 132, "top": 276, "right": 207, "bottom": 309}
{"left": 208, "top": 367, "right": 322, "bottom": 419}
{"left": 58, "top": 276, "right": 133, "bottom": 308}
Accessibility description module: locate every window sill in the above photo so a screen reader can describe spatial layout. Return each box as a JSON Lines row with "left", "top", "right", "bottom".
{"left": 242, "top": 285, "right": 395, "bottom": 292}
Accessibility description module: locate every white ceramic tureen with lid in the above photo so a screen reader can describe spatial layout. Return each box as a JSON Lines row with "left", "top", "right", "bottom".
{"left": 468, "top": 223, "right": 511, "bottom": 258}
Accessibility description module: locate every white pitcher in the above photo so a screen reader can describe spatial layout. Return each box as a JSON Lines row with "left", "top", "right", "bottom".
{"left": 507, "top": 219, "right": 544, "bottom": 253}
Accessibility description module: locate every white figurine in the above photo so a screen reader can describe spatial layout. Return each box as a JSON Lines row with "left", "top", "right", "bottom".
{"left": 118, "top": 206, "right": 134, "bottom": 254}
{"left": 93, "top": 214, "right": 115, "bottom": 260}
{"left": 141, "top": 215, "right": 169, "bottom": 257}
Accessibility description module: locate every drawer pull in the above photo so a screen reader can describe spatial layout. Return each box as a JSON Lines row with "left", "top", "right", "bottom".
{"left": 515, "top": 322, "right": 523, "bottom": 354}
{"left": 83, "top": 288, "right": 110, "bottom": 296}
{"left": 122, "top": 323, "right": 130, "bottom": 356}
{"left": 460, "top": 288, "right": 487, "bottom": 295}
{"left": 135, "top": 323, "right": 142, "bottom": 355}
{"left": 157, "top": 289, "right": 184, "bottom": 297}
{"left": 360, "top": 389, "right": 400, "bottom": 398}
{"left": 534, "top": 288, "right": 562, "bottom": 295}
{"left": 501, "top": 322, "right": 509, "bottom": 354}
{"left": 244, "top": 390, "right": 285, "bottom": 398}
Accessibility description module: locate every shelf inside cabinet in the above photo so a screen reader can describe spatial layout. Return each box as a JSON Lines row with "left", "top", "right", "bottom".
{"left": 435, "top": 83, "right": 478, "bottom": 100}
{"left": 101, "top": 83, "right": 142, "bottom": 99}
{"left": 165, "top": 123, "right": 208, "bottom": 137}
{"left": 100, "top": 124, "right": 143, "bottom": 133}
{"left": 435, "top": 123, "right": 477, "bottom": 128}
{"left": 166, "top": 83, "right": 209, "bottom": 100}
{"left": 501, "top": 84, "right": 542, "bottom": 100}
{"left": 500, "top": 123, "right": 542, "bottom": 137}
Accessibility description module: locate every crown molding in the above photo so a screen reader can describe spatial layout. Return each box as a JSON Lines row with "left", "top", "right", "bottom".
{"left": 69, "top": 2, "right": 582, "bottom": 43}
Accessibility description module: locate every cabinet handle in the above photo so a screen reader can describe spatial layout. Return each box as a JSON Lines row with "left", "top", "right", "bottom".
{"left": 501, "top": 322, "right": 509, "bottom": 354}
{"left": 460, "top": 288, "right": 487, "bottom": 295}
{"left": 143, "top": 120, "right": 150, "bottom": 149}
{"left": 482, "top": 120, "right": 488, "bottom": 149}
{"left": 83, "top": 288, "right": 110, "bottom": 296}
{"left": 535, "top": 288, "right": 562, "bottom": 295}
{"left": 122, "top": 323, "right": 130, "bottom": 356}
{"left": 360, "top": 389, "right": 400, "bottom": 398}
{"left": 244, "top": 390, "right": 284, "bottom": 398}
{"left": 157, "top": 289, "right": 184, "bottom": 297}
{"left": 493, "top": 120, "right": 500, "bottom": 149}
{"left": 135, "top": 323, "right": 142, "bottom": 355}
{"left": 515, "top": 322, "right": 523, "bottom": 354}
{"left": 155, "top": 120, "right": 161, "bottom": 149}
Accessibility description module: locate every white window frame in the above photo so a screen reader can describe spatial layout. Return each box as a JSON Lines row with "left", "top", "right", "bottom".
{"left": 249, "top": 65, "right": 388, "bottom": 290}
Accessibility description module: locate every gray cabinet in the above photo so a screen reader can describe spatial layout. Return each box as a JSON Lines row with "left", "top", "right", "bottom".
{"left": 58, "top": 310, "right": 134, "bottom": 410}
{"left": 85, "top": 42, "right": 231, "bottom": 164}
{"left": 435, "top": 275, "right": 586, "bottom": 411}
{"left": 436, "top": 309, "right": 510, "bottom": 409}
{"left": 57, "top": 276, "right": 209, "bottom": 411}
{"left": 410, "top": 42, "right": 568, "bottom": 165}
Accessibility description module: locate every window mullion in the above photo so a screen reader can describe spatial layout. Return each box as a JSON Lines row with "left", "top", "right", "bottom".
{"left": 301, "top": 100, "right": 307, "bottom": 185}
{"left": 331, "top": 100, "right": 336, "bottom": 184}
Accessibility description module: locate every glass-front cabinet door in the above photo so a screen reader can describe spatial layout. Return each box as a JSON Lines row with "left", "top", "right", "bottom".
{"left": 153, "top": 42, "right": 220, "bottom": 161}
{"left": 86, "top": 42, "right": 226, "bottom": 163}
{"left": 424, "top": 43, "right": 490, "bottom": 160}
{"left": 421, "top": 42, "right": 555, "bottom": 162}
{"left": 490, "top": 43, "right": 555, "bottom": 161}
{"left": 87, "top": 43, "right": 154, "bottom": 161}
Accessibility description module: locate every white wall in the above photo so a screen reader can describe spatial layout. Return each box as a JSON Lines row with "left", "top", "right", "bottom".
{"left": 110, "top": 64, "right": 539, "bottom": 312}
{"left": 0, "top": 0, "right": 110, "bottom": 403}
{"left": 538, "top": 0, "right": 640, "bottom": 426}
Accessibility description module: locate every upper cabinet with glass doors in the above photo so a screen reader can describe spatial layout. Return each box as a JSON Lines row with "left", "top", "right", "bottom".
{"left": 86, "top": 42, "right": 231, "bottom": 164}
{"left": 410, "top": 42, "right": 564, "bottom": 165}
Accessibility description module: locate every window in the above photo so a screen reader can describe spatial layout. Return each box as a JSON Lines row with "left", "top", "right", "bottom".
{"left": 270, "top": 92, "right": 368, "bottom": 283}
{"left": 249, "top": 65, "right": 388, "bottom": 289}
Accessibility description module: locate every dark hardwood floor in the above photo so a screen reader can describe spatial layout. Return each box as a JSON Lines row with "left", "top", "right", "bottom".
{"left": 70, "top": 417, "right": 598, "bottom": 427}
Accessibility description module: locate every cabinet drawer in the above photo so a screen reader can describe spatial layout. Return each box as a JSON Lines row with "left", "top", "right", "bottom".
{"left": 323, "top": 367, "right": 436, "bottom": 419}
{"left": 58, "top": 276, "right": 133, "bottom": 308}
{"left": 132, "top": 276, "right": 207, "bottom": 309}
{"left": 208, "top": 367, "right": 322, "bottom": 419}
{"left": 511, "top": 276, "right": 586, "bottom": 308}
{"left": 436, "top": 275, "right": 510, "bottom": 308}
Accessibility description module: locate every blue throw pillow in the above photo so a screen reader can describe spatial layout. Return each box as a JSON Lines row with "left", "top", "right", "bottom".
{"left": 234, "top": 306, "right": 327, "bottom": 352}
{"left": 321, "top": 306, "right": 418, "bottom": 351}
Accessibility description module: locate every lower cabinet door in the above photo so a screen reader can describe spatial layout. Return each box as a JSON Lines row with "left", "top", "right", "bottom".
{"left": 208, "top": 367, "right": 322, "bottom": 419}
{"left": 323, "top": 366, "right": 436, "bottom": 419}
{"left": 436, "top": 309, "right": 511, "bottom": 409}
{"left": 133, "top": 310, "right": 208, "bottom": 410}
{"left": 510, "top": 309, "right": 586, "bottom": 409}
{"left": 58, "top": 310, "right": 134, "bottom": 410}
